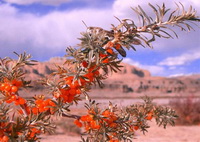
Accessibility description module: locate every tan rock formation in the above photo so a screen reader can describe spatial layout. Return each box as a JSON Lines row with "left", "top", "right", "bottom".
{"left": 21, "top": 57, "right": 200, "bottom": 97}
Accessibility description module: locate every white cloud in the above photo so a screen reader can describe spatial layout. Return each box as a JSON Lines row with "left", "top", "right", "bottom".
{"left": 3, "top": 0, "right": 110, "bottom": 6}
{"left": 123, "top": 58, "right": 165, "bottom": 76}
{"left": 3, "top": 0, "right": 72, "bottom": 6}
{"left": 0, "top": 4, "right": 115, "bottom": 59}
{"left": 158, "top": 50, "right": 200, "bottom": 66}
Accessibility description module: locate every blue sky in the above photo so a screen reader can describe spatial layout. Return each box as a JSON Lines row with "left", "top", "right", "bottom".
{"left": 0, "top": 0, "right": 200, "bottom": 77}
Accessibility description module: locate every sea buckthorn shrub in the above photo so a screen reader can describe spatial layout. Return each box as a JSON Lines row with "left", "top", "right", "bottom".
{"left": 0, "top": 3, "right": 200, "bottom": 142}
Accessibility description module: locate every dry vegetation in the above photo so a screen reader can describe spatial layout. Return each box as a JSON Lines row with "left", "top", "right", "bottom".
{"left": 170, "top": 95, "right": 200, "bottom": 125}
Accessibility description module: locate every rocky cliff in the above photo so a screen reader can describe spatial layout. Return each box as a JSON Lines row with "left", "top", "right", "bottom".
{"left": 23, "top": 57, "right": 200, "bottom": 97}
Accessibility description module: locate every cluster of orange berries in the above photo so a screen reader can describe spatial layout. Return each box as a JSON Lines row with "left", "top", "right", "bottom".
{"left": 17, "top": 98, "right": 56, "bottom": 115}
{"left": 0, "top": 79, "right": 22, "bottom": 94}
{"left": 145, "top": 111, "right": 153, "bottom": 120}
{"left": 101, "top": 110, "right": 118, "bottom": 128}
{"left": 56, "top": 41, "right": 121, "bottom": 103}
{"left": 100, "top": 41, "right": 123, "bottom": 63}
{"left": 109, "top": 139, "right": 119, "bottom": 142}
{"left": 0, "top": 134, "right": 8, "bottom": 142}
{"left": 100, "top": 49, "right": 114, "bottom": 64}
{"left": 99, "top": 42, "right": 115, "bottom": 64}
{"left": 6, "top": 95, "right": 26, "bottom": 105}
{"left": 84, "top": 66, "right": 100, "bottom": 82}
{"left": 54, "top": 76, "right": 82, "bottom": 103}
{"left": 74, "top": 109, "right": 122, "bottom": 141}
{"left": 0, "top": 79, "right": 26, "bottom": 106}
{"left": 129, "top": 111, "right": 154, "bottom": 132}
{"left": 0, "top": 123, "right": 9, "bottom": 142}
{"left": 108, "top": 135, "right": 119, "bottom": 142}
{"left": 32, "top": 98, "right": 56, "bottom": 114}
{"left": 54, "top": 64, "right": 100, "bottom": 103}
{"left": 74, "top": 109, "right": 154, "bottom": 141}
{"left": 74, "top": 109, "right": 118, "bottom": 132}
{"left": 74, "top": 110, "right": 100, "bottom": 131}
{"left": 27, "top": 128, "right": 41, "bottom": 140}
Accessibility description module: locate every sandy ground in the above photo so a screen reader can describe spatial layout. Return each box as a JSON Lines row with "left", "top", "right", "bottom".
{"left": 40, "top": 97, "right": 200, "bottom": 142}
{"left": 42, "top": 120, "right": 200, "bottom": 142}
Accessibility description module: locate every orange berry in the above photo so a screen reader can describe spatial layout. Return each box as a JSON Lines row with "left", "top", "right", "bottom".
{"left": 2, "top": 135, "right": 9, "bottom": 142}
{"left": 93, "top": 70, "right": 100, "bottom": 76}
{"left": 82, "top": 61, "right": 88, "bottom": 68}
{"left": 29, "top": 132, "right": 35, "bottom": 138}
{"left": 49, "top": 100, "right": 56, "bottom": 106}
{"left": 84, "top": 124, "right": 90, "bottom": 131}
{"left": 67, "top": 95, "right": 74, "bottom": 103}
{"left": 80, "top": 115, "right": 87, "bottom": 122}
{"left": 32, "top": 107, "right": 38, "bottom": 114}
{"left": 79, "top": 77, "right": 86, "bottom": 85}
{"left": 102, "top": 58, "right": 109, "bottom": 63}
{"left": 90, "top": 120, "right": 100, "bottom": 129}
{"left": 10, "top": 95, "right": 17, "bottom": 101}
{"left": 15, "top": 101, "right": 20, "bottom": 105}
{"left": 84, "top": 72, "right": 94, "bottom": 82}
{"left": 65, "top": 76, "right": 73, "bottom": 85}
{"left": 87, "top": 115, "right": 93, "bottom": 122}
{"left": 76, "top": 89, "right": 81, "bottom": 94}
{"left": 109, "top": 140, "right": 119, "bottom": 142}
{"left": 31, "top": 128, "right": 38, "bottom": 133}
{"left": 70, "top": 83, "right": 78, "bottom": 89}
{"left": 18, "top": 109, "right": 23, "bottom": 114}
{"left": 69, "top": 88, "right": 76, "bottom": 95}
{"left": 110, "top": 123, "right": 117, "bottom": 128}
{"left": 18, "top": 97, "right": 26, "bottom": 105}
{"left": 37, "top": 103, "right": 44, "bottom": 108}
{"left": 102, "top": 110, "right": 110, "bottom": 117}
{"left": 90, "top": 120, "right": 96, "bottom": 128}
{"left": 11, "top": 86, "right": 18, "bottom": 93}
{"left": 25, "top": 106, "right": 31, "bottom": 115}
{"left": 107, "top": 118, "right": 114, "bottom": 124}
{"left": 74, "top": 119, "right": 82, "bottom": 127}
{"left": 6, "top": 99, "right": 12, "bottom": 104}
{"left": 145, "top": 112, "right": 153, "bottom": 120}
{"left": 35, "top": 99, "right": 43, "bottom": 105}
{"left": 88, "top": 109, "right": 95, "bottom": 114}
{"left": 60, "top": 89, "right": 69, "bottom": 96}
{"left": 133, "top": 125, "right": 139, "bottom": 130}
{"left": 0, "top": 83, "right": 6, "bottom": 91}
{"left": 61, "top": 94, "right": 68, "bottom": 103}
{"left": 111, "top": 115, "right": 117, "bottom": 121}
{"left": 106, "top": 48, "right": 114, "bottom": 55}
{"left": 38, "top": 107, "right": 45, "bottom": 113}
{"left": 11, "top": 79, "right": 22, "bottom": 88}
{"left": 4, "top": 84, "right": 11, "bottom": 92}
{"left": 115, "top": 43, "right": 121, "bottom": 50}
{"left": 99, "top": 53, "right": 108, "bottom": 58}
{"left": 94, "top": 124, "right": 100, "bottom": 129}
{"left": 43, "top": 99, "right": 50, "bottom": 106}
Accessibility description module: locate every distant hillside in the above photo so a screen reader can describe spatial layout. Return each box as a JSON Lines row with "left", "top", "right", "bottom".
{"left": 22, "top": 57, "right": 200, "bottom": 98}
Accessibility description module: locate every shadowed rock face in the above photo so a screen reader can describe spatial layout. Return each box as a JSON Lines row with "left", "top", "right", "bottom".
{"left": 23, "top": 57, "right": 200, "bottom": 96}
{"left": 132, "top": 68, "right": 145, "bottom": 77}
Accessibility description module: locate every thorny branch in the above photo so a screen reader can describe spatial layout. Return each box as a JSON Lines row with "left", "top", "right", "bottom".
{"left": 0, "top": 3, "right": 199, "bottom": 142}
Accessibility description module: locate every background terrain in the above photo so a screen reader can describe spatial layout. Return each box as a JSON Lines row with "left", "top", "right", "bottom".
{"left": 21, "top": 57, "right": 200, "bottom": 142}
